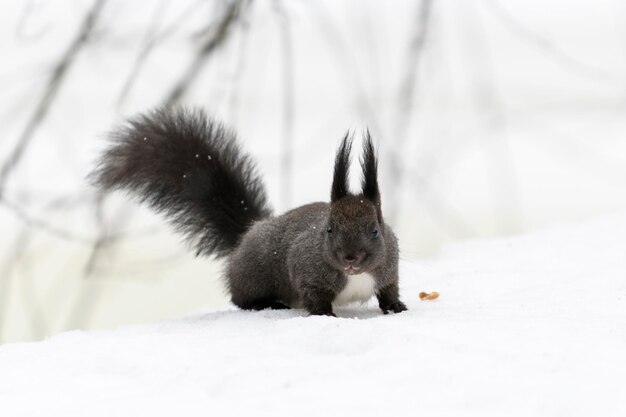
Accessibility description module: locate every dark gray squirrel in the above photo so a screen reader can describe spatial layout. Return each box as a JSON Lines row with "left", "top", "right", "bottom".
{"left": 90, "top": 107, "right": 407, "bottom": 317}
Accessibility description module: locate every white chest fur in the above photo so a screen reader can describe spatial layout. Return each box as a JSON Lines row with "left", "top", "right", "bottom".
{"left": 333, "top": 272, "right": 376, "bottom": 305}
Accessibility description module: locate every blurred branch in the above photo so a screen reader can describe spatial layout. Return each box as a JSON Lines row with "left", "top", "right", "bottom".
{"left": 1, "top": 199, "right": 96, "bottom": 244}
{"left": 0, "top": 0, "right": 108, "bottom": 196}
{"left": 164, "top": 0, "right": 247, "bottom": 107}
{"left": 44, "top": 193, "right": 94, "bottom": 211}
{"left": 116, "top": 0, "right": 207, "bottom": 107}
{"left": 83, "top": 193, "right": 107, "bottom": 277}
{"left": 226, "top": 8, "right": 252, "bottom": 123}
{"left": 397, "top": 0, "right": 433, "bottom": 128}
{"left": 461, "top": 2, "right": 523, "bottom": 234}
{"left": 15, "top": 0, "right": 49, "bottom": 42}
{"left": 411, "top": 172, "right": 477, "bottom": 237}
{"left": 483, "top": 0, "right": 622, "bottom": 81}
{"left": 312, "top": 2, "right": 382, "bottom": 131}
{"left": 17, "top": 240, "right": 48, "bottom": 340}
{"left": 387, "top": 0, "right": 433, "bottom": 223}
{"left": 273, "top": 0, "right": 295, "bottom": 209}
{"left": 63, "top": 194, "right": 107, "bottom": 332}
{"left": 0, "top": 197, "right": 161, "bottom": 246}
{"left": 0, "top": 230, "right": 31, "bottom": 343}
{"left": 117, "top": 0, "right": 170, "bottom": 106}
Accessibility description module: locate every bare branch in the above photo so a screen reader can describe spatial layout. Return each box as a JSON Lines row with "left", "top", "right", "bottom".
{"left": 410, "top": 171, "right": 477, "bottom": 237}
{"left": 387, "top": 0, "right": 434, "bottom": 222}
{"left": 226, "top": 8, "right": 253, "bottom": 123}
{"left": 116, "top": 0, "right": 207, "bottom": 106}
{"left": 0, "top": 229, "right": 31, "bottom": 343}
{"left": 82, "top": 193, "right": 107, "bottom": 277}
{"left": 61, "top": 194, "right": 108, "bottom": 333}
{"left": 116, "top": 0, "right": 170, "bottom": 106}
{"left": 0, "top": 197, "right": 161, "bottom": 246}
{"left": 164, "top": 0, "right": 247, "bottom": 107}
{"left": 0, "top": 199, "right": 95, "bottom": 244}
{"left": 15, "top": 0, "right": 49, "bottom": 42}
{"left": 483, "top": 0, "right": 622, "bottom": 81}
{"left": 311, "top": 2, "right": 384, "bottom": 133}
{"left": 0, "top": 0, "right": 108, "bottom": 195}
{"left": 455, "top": 2, "right": 524, "bottom": 234}
{"left": 273, "top": 0, "right": 295, "bottom": 209}
{"left": 397, "top": 0, "right": 433, "bottom": 124}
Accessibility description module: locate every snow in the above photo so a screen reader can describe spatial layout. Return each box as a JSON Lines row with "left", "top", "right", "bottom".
{"left": 1, "top": 213, "right": 625, "bottom": 416}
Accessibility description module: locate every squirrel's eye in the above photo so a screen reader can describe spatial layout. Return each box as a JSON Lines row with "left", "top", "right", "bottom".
{"left": 371, "top": 228, "right": 379, "bottom": 239}
{"left": 327, "top": 227, "right": 333, "bottom": 234}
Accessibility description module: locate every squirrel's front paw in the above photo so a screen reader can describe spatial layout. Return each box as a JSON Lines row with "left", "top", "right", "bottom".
{"left": 381, "top": 301, "right": 407, "bottom": 315}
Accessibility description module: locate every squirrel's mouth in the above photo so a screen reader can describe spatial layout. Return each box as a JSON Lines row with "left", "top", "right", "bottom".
{"left": 344, "top": 265, "right": 361, "bottom": 274}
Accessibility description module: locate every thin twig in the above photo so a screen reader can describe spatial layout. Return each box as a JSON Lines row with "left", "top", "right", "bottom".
{"left": 311, "top": 2, "right": 384, "bottom": 134}
{"left": 63, "top": 194, "right": 107, "bottom": 332}
{"left": 164, "top": 0, "right": 246, "bottom": 107}
{"left": 397, "top": 0, "right": 433, "bottom": 129}
{"left": 0, "top": 229, "right": 31, "bottom": 343}
{"left": 0, "top": 0, "right": 108, "bottom": 195}
{"left": 483, "top": 0, "right": 622, "bottom": 82}
{"left": 460, "top": 2, "right": 524, "bottom": 234}
{"left": 116, "top": 0, "right": 170, "bottom": 106}
{"left": 273, "top": 0, "right": 295, "bottom": 209}
{"left": 15, "top": 0, "right": 49, "bottom": 42}
{"left": 83, "top": 193, "right": 107, "bottom": 277}
{"left": 387, "top": 0, "right": 433, "bottom": 223}
{"left": 0, "top": 197, "right": 161, "bottom": 246}
{"left": 0, "top": 199, "right": 95, "bottom": 244}
{"left": 410, "top": 172, "right": 477, "bottom": 237}
{"left": 116, "top": 0, "right": 205, "bottom": 107}
{"left": 17, "top": 242, "right": 49, "bottom": 341}
{"left": 226, "top": 7, "right": 252, "bottom": 124}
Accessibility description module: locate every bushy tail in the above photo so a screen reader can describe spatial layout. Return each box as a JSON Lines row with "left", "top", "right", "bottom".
{"left": 89, "top": 106, "right": 272, "bottom": 257}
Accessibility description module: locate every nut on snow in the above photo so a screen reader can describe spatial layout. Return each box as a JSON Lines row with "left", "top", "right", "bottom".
{"left": 419, "top": 291, "right": 439, "bottom": 301}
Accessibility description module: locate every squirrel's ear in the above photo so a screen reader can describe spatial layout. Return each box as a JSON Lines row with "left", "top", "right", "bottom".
{"left": 361, "top": 129, "right": 382, "bottom": 220}
{"left": 331, "top": 131, "right": 353, "bottom": 202}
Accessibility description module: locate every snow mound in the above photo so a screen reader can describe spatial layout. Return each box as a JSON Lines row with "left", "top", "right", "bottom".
{"left": 1, "top": 214, "right": 625, "bottom": 416}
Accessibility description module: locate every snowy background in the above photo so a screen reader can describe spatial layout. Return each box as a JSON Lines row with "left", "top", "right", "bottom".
{"left": 0, "top": 0, "right": 625, "bottom": 363}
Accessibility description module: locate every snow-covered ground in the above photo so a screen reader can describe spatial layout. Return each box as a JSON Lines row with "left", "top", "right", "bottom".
{"left": 1, "top": 213, "right": 624, "bottom": 416}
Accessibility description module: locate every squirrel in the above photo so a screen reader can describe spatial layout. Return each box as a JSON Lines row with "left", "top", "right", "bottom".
{"left": 90, "top": 107, "right": 407, "bottom": 317}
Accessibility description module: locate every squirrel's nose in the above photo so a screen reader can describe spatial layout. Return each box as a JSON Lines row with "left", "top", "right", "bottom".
{"left": 344, "top": 254, "right": 357, "bottom": 263}
{"left": 343, "top": 250, "right": 364, "bottom": 264}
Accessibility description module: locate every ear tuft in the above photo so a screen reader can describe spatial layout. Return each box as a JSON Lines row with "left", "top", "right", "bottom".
{"left": 361, "top": 129, "right": 383, "bottom": 224}
{"left": 360, "top": 129, "right": 380, "bottom": 205}
{"left": 331, "top": 131, "right": 353, "bottom": 202}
